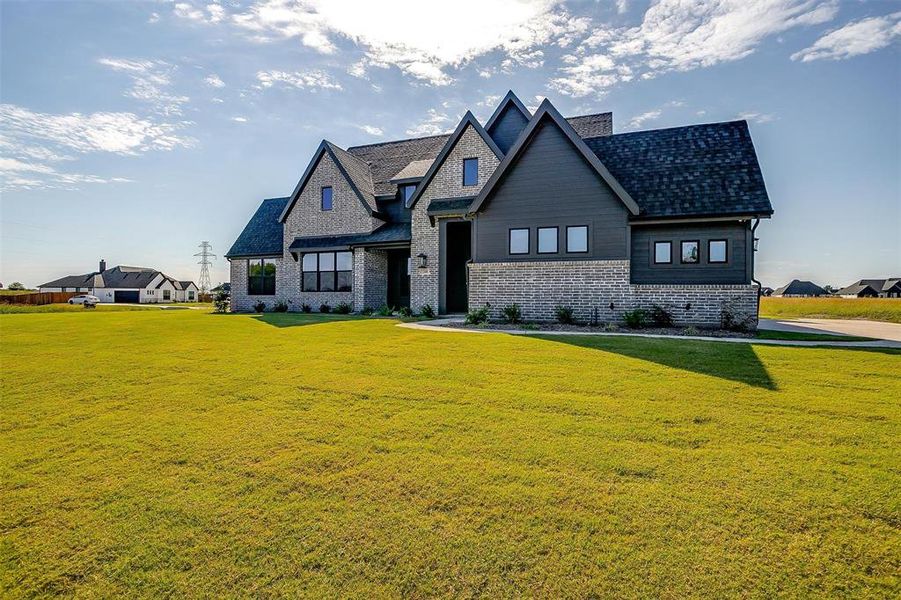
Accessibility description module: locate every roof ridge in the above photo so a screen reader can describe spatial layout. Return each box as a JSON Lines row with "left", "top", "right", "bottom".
{"left": 585, "top": 119, "right": 747, "bottom": 141}
{"left": 346, "top": 132, "right": 450, "bottom": 151}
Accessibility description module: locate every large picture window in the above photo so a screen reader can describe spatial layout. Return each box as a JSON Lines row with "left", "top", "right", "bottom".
{"left": 302, "top": 251, "right": 352, "bottom": 292}
{"left": 248, "top": 258, "right": 277, "bottom": 295}
{"left": 654, "top": 241, "right": 672, "bottom": 264}
{"left": 509, "top": 228, "right": 529, "bottom": 254}
{"left": 566, "top": 226, "right": 588, "bottom": 253}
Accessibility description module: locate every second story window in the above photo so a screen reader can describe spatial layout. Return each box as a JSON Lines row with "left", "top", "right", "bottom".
{"left": 321, "top": 186, "right": 333, "bottom": 211}
{"left": 654, "top": 241, "right": 672, "bottom": 264}
{"left": 463, "top": 158, "right": 478, "bottom": 186}
{"left": 400, "top": 184, "right": 416, "bottom": 203}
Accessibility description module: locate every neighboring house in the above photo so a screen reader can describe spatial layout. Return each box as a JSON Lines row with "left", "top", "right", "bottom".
{"left": 836, "top": 278, "right": 901, "bottom": 298}
{"left": 39, "top": 260, "right": 188, "bottom": 303}
{"left": 760, "top": 287, "right": 774, "bottom": 297}
{"left": 772, "top": 280, "right": 829, "bottom": 297}
{"left": 227, "top": 92, "right": 774, "bottom": 326}
{"left": 211, "top": 283, "right": 230, "bottom": 295}
{"left": 175, "top": 281, "right": 199, "bottom": 302}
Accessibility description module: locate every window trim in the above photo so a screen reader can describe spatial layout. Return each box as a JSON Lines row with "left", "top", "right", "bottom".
{"left": 565, "top": 225, "right": 589, "bottom": 254}
{"left": 508, "top": 227, "right": 530, "bottom": 255}
{"left": 399, "top": 184, "right": 416, "bottom": 203}
{"left": 536, "top": 226, "right": 559, "bottom": 254}
{"left": 708, "top": 239, "right": 728, "bottom": 264}
{"left": 653, "top": 241, "right": 672, "bottom": 265}
{"left": 247, "top": 258, "right": 277, "bottom": 296}
{"left": 680, "top": 240, "right": 701, "bottom": 265}
{"left": 301, "top": 251, "right": 353, "bottom": 292}
{"left": 462, "top": 157, "right": 479, "bottom": 187}
{"left": 163, "top": 289, "right": 171, "bottom": 300}
{"left": 321, "top": 186, "right": 333, "bottom": 211}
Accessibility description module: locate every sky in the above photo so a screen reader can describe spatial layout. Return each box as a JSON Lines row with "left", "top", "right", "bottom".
{"left": 1, "top": 0, "right": 898, "bottom": 290}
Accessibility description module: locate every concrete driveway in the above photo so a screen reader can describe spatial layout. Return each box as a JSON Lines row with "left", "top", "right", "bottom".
{"left": 759, "top": 318, "right": 901, "bottom": 342}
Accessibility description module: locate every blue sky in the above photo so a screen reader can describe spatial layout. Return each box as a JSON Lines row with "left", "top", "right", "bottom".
{"left": 1, "top": 0, "right": 898, "bottom": 289}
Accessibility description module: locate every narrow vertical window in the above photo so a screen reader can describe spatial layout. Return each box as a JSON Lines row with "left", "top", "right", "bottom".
{"left": 537, "top": 227, "right": 558, "bottom": 254}
{"left": 654, "top": 241, "right": 672, "bottom": 264}
{"left": 321, "top": 186, "right": 333, "bottom": 211}
{"left": 509, "top": 228, "right": 529, "bottom": 255}
{"left": 681, "top": 240, "right": 700, "bottom": 264}
{"left": 709, "top": 240, "right": 727, "bottom": 263}
{"left": 566, "top": 226, "right": 588, "bottom": 253}
{"left": 463, "top": 158, "right": 478, "bottom": 186}
{"left": 400, "top": 184, "right": 416, "bottom": 203}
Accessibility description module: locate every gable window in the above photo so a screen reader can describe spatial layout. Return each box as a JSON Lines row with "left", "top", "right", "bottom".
{"left": 163, "top": 289, "right": 171, "bottom": 300}
{"left": 463, "top": 158, "right": 478, "bottom": 186}
{"left": 248, "top": 258, "right": 277, "bottom": 295}
{"left": 681, "top": 240, "right": 700, "bottom": 264}
{"left": 400, "top": 184, "right": 416, "bottom": 203}
{"left": 709, "top": 240, "right": 728, "bottom": 263}
{"left": 537, "top": 227, "right": 558, "bottom": 254}
{"left": 321, "top": 186, "right": 333, "bottom": 211}
{"left": 566, "top": 226, "right": 588, "bottom": 253}
{"left": 509, "top": 228, "right": 529, "bottom": 255}
{"left": 654, "top": 241, "right": 672, "bottom": 264}
{"left": 302, "top": 251, "right": 352, "bottom": 292}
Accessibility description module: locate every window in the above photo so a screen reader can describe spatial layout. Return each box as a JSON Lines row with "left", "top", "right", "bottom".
{"left": 302, "top": 251, "right": 352, "bottom": 292}
{"left": 509, "top": 228, "right": 529, "bottom": 254}
{"left": 188, "top": 291, "right": 195, "bottom": 301}
{"left": 566, "top": 226, "right": 588, "bottom": 253}
{"left": 321, "top": 186, "right": 333, "bottom": 211}
{"left": 654, "top": 241, "right": 672, "bottom": 264}
{"left": 537, "top": 227, "right": 558, "bottom": 254}
{"left": 681, "top": 240, "right": 700, "bottom": 264}
{"left": 463, "top": 158, "right": 478, "bottom": 186}
{"left": 400, "top": 184, "right": 416, "bottom": 203}
{"left": 709, "top": 240, "right": 728, "bottom": 263}
{"left": 163, "top": 289, "right": 171, "bottom": 300}
{"left": 248, "top": 258, "right": 277, "bottom": 295}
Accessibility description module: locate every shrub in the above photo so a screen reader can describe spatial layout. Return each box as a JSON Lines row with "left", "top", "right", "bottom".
{"left": 501, "top": 303, "right": 523, "bottom": 324}
{"left": 398, "top": 306, "right": 413, "bottom": 317}
{"left": 212, "top": 290, "right": 230, "bottom": 313}
{"left": 623, "top": 309, "right": 648, "bottom": 329}
{"left": 360, "top": 307, "right": 374, "bottom": 316}
{"left": 273, "top": 300, "right": 289, "bottom": 313}
{"left": 721, "top": 306, "right": 754, "bottom": 332}
{"left": 319, "top": 303, "right": 331, "bottom": 314}
{"left": 683, "top": 326, "right": 699, "bottom": 336}
{"left": 253, "top": 301, "right": 266, "bottom": 313}
{"left": 649, "top": 304, "right": 674, "bottom": 327}
{"left": 376, "top": 304, "right": 394, "bottom": 317}
{"left": 419, "top": 304, "right": 435, "bottom": 318}
{"left": 554, "top": 305, "right": 576, "bottom": 325}
{"left": 521, "top": 323, "right": 539, "bottom": 331}
{"left": 334, "top": 302, "right": 352, "bottom": 314}
{"left": 602, "top": 322, "right": 619, "bottom": 332}
{"left": 300, "top": 303, "right": 312, "bottom": 313}
{"left": 465, "top": 305, "right": 490, "bottom": 325}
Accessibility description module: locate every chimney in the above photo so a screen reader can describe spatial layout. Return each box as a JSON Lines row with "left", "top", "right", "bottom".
{"left": 99, "top": 259, "right": 107, "bottom": 273}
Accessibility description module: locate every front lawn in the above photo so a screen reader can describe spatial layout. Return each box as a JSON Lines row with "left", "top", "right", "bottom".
{"left": 1, "top": 311, "right": 898, "bottom": 597}
{"left": 760, "top": 297, "right": 901, "bottom": 324}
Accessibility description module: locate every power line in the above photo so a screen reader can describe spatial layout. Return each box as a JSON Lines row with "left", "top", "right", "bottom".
{"left": 193, "top": 241, "right": 216, "bottom": 293}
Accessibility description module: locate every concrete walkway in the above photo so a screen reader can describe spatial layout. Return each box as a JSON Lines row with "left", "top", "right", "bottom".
{"left": 758, "top": 317, "right": 901, "bottom": 343}
{"left": 399, "top": 319, "right": 901, "bottom": 349}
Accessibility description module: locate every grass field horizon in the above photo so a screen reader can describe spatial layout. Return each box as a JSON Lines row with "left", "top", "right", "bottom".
{"left": 2, "top": 310, "right": 898, "bottom": 597}
{"left": 760, "top": 297, "right": 901, "bottom": 324}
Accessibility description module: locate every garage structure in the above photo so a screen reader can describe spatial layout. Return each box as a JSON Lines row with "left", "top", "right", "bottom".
{"left": 38, "top": 260, "right": 197, "bottom": 304}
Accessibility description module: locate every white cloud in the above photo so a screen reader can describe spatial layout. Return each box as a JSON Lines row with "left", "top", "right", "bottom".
{"left": 405, "top": 108, "right": 454, "bottom": 136}
{"left": 0, "top": 158, "right": 131, "bottom": 191}
{"left": 791, "top": 12, "right": 901, "bottom": 62}
{"left": 627, "top": 109, "right": 662, "bottom": 129}
{"left": 256, "top": 69, "right": 342, "bottom": 90}
{"left": 173, "top": 2, "right": 225, "bottom": 24}
{"left": 204, "top": 73, "right": 225, "bottom": 88}
{"left": 738, "top": 111, "right": 776, "bottom": 124}
{"left": 231, "top": 116, "right": 248, "bottom": 123}
{"left": 357, "top": 125, "right": 383, "bottom": 136}
{"left": 552, "top": 0, "right": 838, "bottom": 97}
{"left": 148, "top": 12, "right": 161, "bottom": 24}
{"left": 98, "top": 57, "right": 189, "bottom": 115}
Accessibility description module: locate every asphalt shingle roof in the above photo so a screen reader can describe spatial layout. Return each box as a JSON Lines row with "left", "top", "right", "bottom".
{"left": 583, "top": 121, "right": 773, "bottom": 219}
{"left": 837, "top": 278, "right": 901, "bottom": 295}
{"left": 347, "top": 135, "right": 449, "bottom": 196}
{"left": 327, "top": 142, "right": 377, "bottom": 212}
{"left": 39, "top": 266, "right": 163, "bottom": 289}
{"left": 226, "top": 197, "right": 290, "bottom": 258}
{"left": 427, "top": 197, "right": 475, "bottom": 215}
{"left": 567, "top": 112, "right": 612, "bottom": 138}
{"left": 773, "top": 280, "right": 828, "bottom": 296}
{"left": 288, "top": 222, "right": 411, "bottom": 253}
{"left": 390, "top": 159, "right": 433, "bottom": 181}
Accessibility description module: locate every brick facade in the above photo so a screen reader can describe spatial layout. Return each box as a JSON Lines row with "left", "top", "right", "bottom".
{"left": 229, "top": 256, "right": 292, "bottom": 312}
{"left": 353, "top": 247, "right": 388, "bottom": 310}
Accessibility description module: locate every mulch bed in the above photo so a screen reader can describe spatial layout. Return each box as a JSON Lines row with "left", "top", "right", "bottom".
{"left": 436, "top": 321, "right": 755, "bottom": 338}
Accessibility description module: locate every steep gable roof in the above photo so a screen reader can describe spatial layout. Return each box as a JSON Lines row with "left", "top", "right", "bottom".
{"left": 773, "top": 280, "right": 828, "bottom": 296}
{"left": 470, "top": 99, "right": 639, "bottom": 215}
{"left": 405, "top": 111, "right": 503, "bottom": 208}
{"left": 484, "top": 91, "right": 532, "bottom": 154}
{"left": 484, "top": 90, "right": 531, "bottom": 132}
{"left": 278, "top": 141, "right": 378, "bottom": 223}
{"left": 347, "top": 134, "right": 449, "bottom": 195}
{"left": 227, "top": 197, "right": 290, "bottom": 258}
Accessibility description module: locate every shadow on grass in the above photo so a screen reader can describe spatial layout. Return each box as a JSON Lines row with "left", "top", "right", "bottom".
{"left": 248, "top": 312, "right": 361, "bottom": 328}
{"left": 530, "top": 334, "right": 778, "bottom": 390}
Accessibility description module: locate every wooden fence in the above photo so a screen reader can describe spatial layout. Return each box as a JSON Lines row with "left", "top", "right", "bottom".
{"left": 0, "top": 291, "right": 80, "bottom": 305}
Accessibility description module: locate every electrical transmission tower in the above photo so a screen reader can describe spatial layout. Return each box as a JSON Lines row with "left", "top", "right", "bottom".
{"left": 194, "top": 241, "right": 216, "bottom": 293}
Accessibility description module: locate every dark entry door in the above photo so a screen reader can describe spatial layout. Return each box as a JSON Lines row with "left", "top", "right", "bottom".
{"left": 445, "top": 221, "right": 471, "bottom": 313}
{"left": 386, "top": 249, "right": 411, "bottom": 309}
{"left": 114, "top": 290, "right": 139, "bottom": 303}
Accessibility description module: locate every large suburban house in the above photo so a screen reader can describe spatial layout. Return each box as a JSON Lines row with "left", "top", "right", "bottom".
{"left": 38, "top": 260, "right": 198, "bottom": 303}
{"left": 771, "top": 280, "right": 829, "bottom": 297}
{"left": 227, "top": 92, "right": 774, "bottom": 326}
{"left": 836, "top": 278, "right": 901, "bottom": 298}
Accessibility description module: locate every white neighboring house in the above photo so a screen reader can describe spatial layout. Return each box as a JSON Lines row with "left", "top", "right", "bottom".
{"left": 38, "top": 260, "right": 196, "bottom": 303}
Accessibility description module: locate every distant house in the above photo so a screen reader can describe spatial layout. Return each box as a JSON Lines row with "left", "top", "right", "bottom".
{"left": 837, "top": 278, "right": 901, "bottom": 298}
{"left": 772, "top": 280, "right": 829, "bottom": 297}
{"left": 38, "top": 260, "right": 194, "bottom": 303}
{"left": 760, "top": 286, "right": 774, "bottom": 297}
{"left": 176, "top": 281, "right": 199, "bottom": 302}
{"left": 211, "top": 282, "right": 230, "bottom": 295}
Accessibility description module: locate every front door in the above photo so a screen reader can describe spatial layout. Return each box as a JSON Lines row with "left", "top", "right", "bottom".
{"left": 386, "top": 249, "right": 411, "bottom": 309}
{"left": 445, "top": 221, "right": 471, "bottom": 313}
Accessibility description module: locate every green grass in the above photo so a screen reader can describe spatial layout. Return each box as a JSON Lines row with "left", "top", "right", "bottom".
{"left": 755, "top": 330, "right": 877, "bottom": 342}
{"left": 761, "top": 297, "right": 901, "bottom": 324}
{"left": 0, "top": 303, "right": 158, "bottom": 314}
{"left": 1, "top": 311, "right": 899, "bottom": 597}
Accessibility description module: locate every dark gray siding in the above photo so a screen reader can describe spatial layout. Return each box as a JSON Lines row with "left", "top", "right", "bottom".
{"left": 630, "top": 221, "right": 751, "bottom": 284}
{"left": 377, "top": 197, "right": 411, "bottom": 223}
{"left": 487, "top": 106, "right": 529, "bottom": 155}
{"left": 473, "top": 120, "right": 630, "bottom": 262}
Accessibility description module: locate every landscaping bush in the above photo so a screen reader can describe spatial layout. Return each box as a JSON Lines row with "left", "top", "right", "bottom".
{"left": 300, "top": 303, "right": 312, "bottom": 313}
{"left": 334, "top": 302, "right": 352, "bottom": 314}
{"left": 649, "top": 304, "right": 674, "bottom": 327}
{"left": 419, "top": 304, "right": 435, "bottom": 318}
{"left": 376, "top": 305, "right": 394, "bottom": 317}
{"left": 554, "top": 305, "right": 576, "bottom": 325}
{"left": 212, "top": 290, "right": 230, "bottom": 313}
{"left": 273, "top": 300, "right": 289, "bottom": 313}
{"left": 623, "top": 309, "right": 648, "bottom": 329}
{"left": 501, "top": 303, "right": 522, "bottom": 324}
{"left": 398, "top": 306, "right": 413, "bottom": 317}
{"left": 319, "top": 303, "right": 331, "bottom": 314}
{"left": 253, "top": 301, "right": 266, "bottom": 313}
{"left": 360, "top": 307, "right": 374, "bottom": 316}
{"left": 465, "top": 305, "right": 490, "bottom": 325}
{"left": 721, "top": 305, "right": 754, "bottom": 332}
